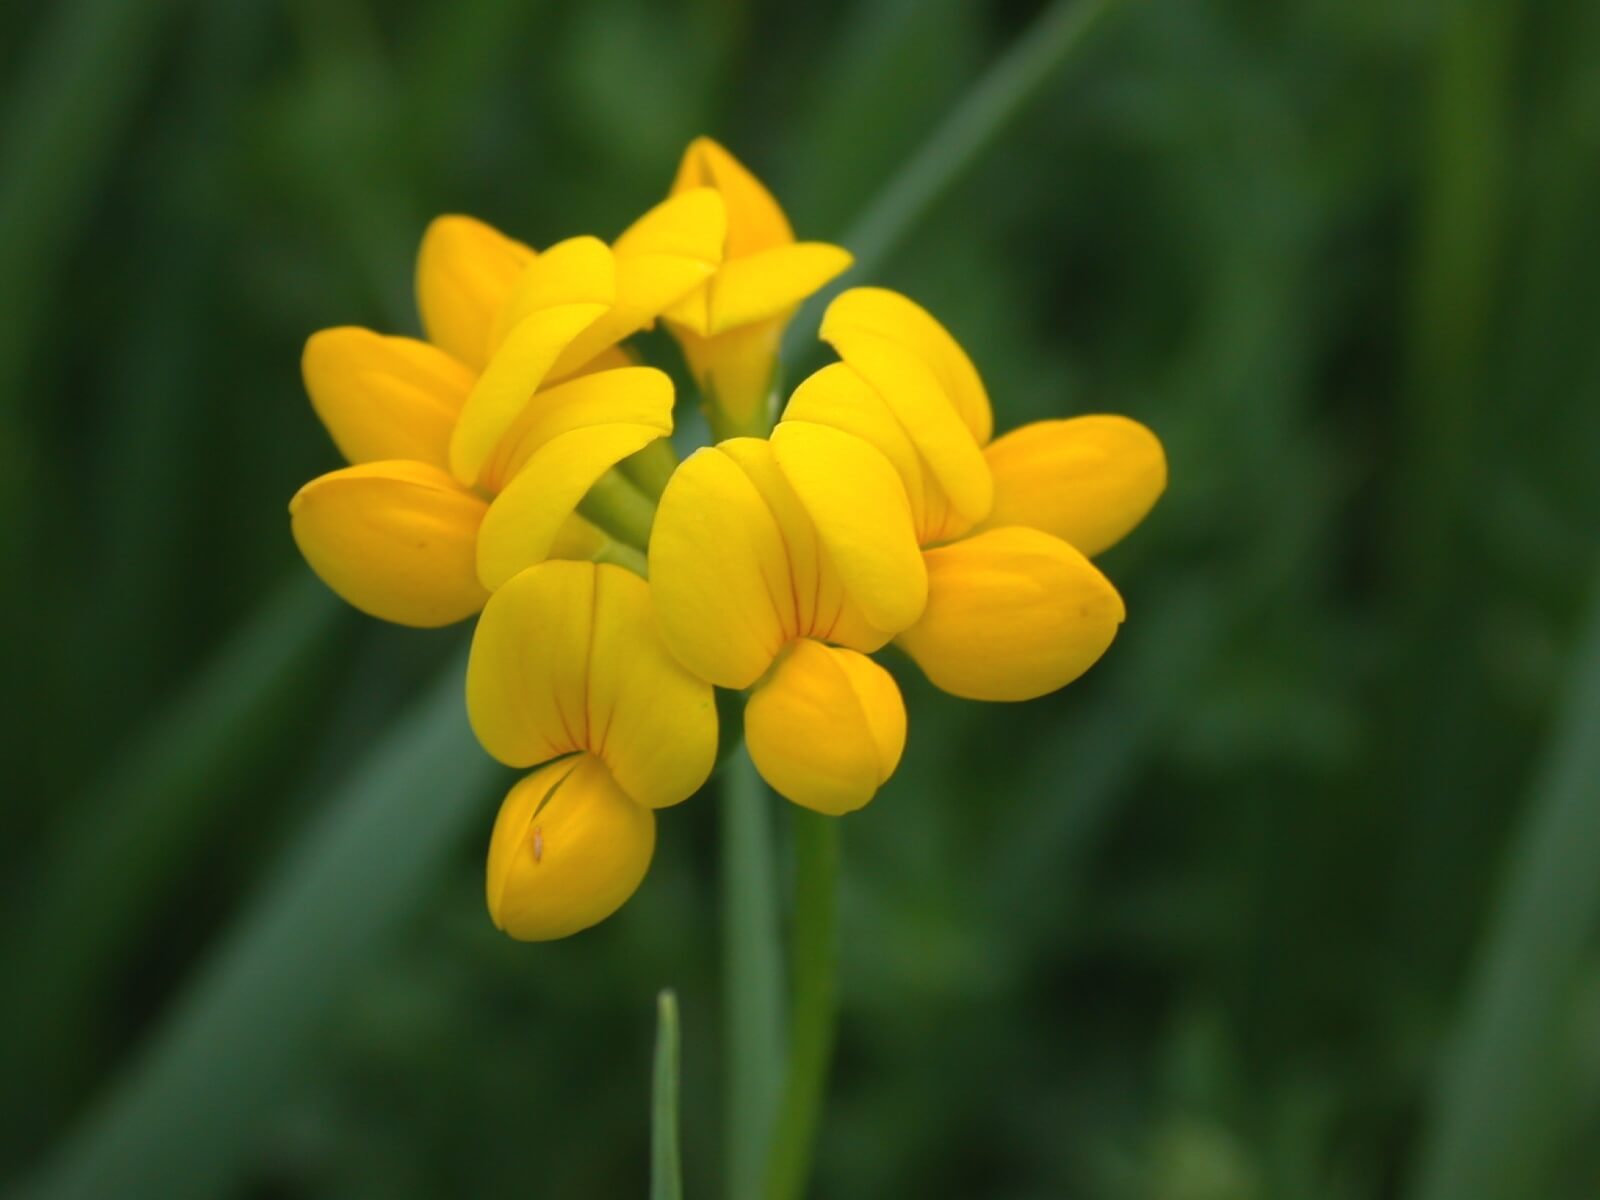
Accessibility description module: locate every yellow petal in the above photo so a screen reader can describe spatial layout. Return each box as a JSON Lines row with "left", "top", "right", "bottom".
{"left": 671, "top": 136, "right": 793, "bottom": 258}
{"left": 821, "top": 287, "right": 992, "bottom": 445}
{"left": 302, "top": 327, "right": 472, "bottom": 471}
{"left": 664, "top": 243, "right": 852, "bottom": 337}
{"left": 488, "top": 235, "right": 616, "bottom": 351}
{"left": 896, "top": 527, "right": 1125, "bottom": 702}
{"left": 744, "top": 639, "right": 905, "bottom": 816}
{"left": 770, "top": 421, "right": 928, "bottom": 635}
{"left": 450, "top": 300, "right": 611, "bottom": 485}
{"left": 289, "top": 460, "right": 488, "bottom": 627}
{"left": 669, "top": 317, "right": 784, "bottom": 436}
{"left": 814, "top": 325, "right": 992, "bottom": 542}
{"left": 476, "top": 366, "right": 675, "bottom": 494}
{"left": 541, "top": 189, "right": 728, "bottom": 382}
{"left": 476, "top": 423, "right": 665, "bottom": 590}
{"left": 468, "top": 562, "right": 718, "bottom": 807}
{"left": 415, "top": 215, "right": 536, "bottom": 370}
{"left": 650, "top": 433, "right": 918, "bottom": 686}
{"left": 485, "top": 754, "right": 656, "bottom": 941}
{"left": 980, "top": 415, "right": 1167, "bottom": 557}
{"left": 648, "top": 442, "right": 792, "bottom": 687}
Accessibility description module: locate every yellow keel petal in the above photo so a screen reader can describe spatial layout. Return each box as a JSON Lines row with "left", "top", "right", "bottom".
{"left": 289, "top": 460, "right": 488, "bottom": 627}
{"left": 415, "top": 215, "right": 535, "bottom": 370}
{"left": 745, "top": 639, "right": 905, "bottom": 815}
{"left": 896, "top": 527, "right": 1125, "bottom": 701}
{"left": 980, "top": 416, "right": 1167, "bottom": 557}
{"left": 485, "top": 755, "right": 656, "bottom": 941}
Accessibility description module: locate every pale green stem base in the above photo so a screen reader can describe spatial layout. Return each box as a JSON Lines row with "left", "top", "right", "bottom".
{"left": 651, "top": 990, "right": 683, "bottom": 1200}
{"left": 721, "top": 744, "right": 785, "bottom": 1200}
{"left": 765, "top": 809, "right": 840, "bottom": 1200}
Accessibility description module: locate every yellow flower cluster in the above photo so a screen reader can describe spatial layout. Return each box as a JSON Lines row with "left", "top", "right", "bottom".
{"left": 289, "top": 139, "right": 1165, "bottom": 941}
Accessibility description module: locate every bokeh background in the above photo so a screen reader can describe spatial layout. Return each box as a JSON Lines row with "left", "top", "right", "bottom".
{"left": 3, "top": 0, "right": 1599, "bottom": 1197}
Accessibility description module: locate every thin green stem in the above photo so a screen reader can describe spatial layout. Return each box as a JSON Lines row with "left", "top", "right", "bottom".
{"left": 577, "top": 468, "right": 658, "bottom": 550}
{"left": 1407, "top": 569, "right": 1600, "bottom": 1200}
{"left": 764, "top": 810, "right": 840, "bottom": 1200}
{"left": 651, "top": 990, "right": 684, "bottom": 1200}
{"left": 721, "top": 743, "right": 784, "bottom": 1200}
{"left": 782, "top": 0, "right": 1127, "bottom": 362}
{"left": 620, "top": 437, "right": 681, "bottom": 500}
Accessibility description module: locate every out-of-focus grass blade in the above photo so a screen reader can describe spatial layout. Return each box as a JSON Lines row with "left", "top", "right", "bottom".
{"left": 0, "top": 0, "right": 182, "bottom": 427}
{"left": 651, "top": 989, "right": 683, "bottom": 1200}
{"left": 1407, "top": 574, "right": 1600, "bottom": 1200}
{"left": 0, "top": 576, "right": 342, "bottom": 1102}
{"left": 781, "top": 0, "right": 1126, "bottom": 362}
{"left": 20, "top": 649, "right": 505, "bottom": 1200}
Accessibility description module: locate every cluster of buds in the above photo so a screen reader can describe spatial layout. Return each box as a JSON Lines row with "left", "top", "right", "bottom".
{"left": 290, "top": 139, "right": 1165, "bottom": 940}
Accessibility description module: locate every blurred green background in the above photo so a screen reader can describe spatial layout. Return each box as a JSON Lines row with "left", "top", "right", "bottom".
{"left": 3, "top": 0, "right": 1599, "bottom": 1197}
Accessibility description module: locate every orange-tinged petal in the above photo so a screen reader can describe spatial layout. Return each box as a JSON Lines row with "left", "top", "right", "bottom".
{"left": 485, "top": 754, "right": 656, "bottom": 941}
{"left": 671, "top": 136, "right": 793, "bottom": 257}
{"left": 302, "top": 327, "right": 472, "bottom": 471}
{"left": 467, "top": 562, "right": 717, "bottom": 807}
{"left": 415, "top": 215, "right": 535, "bottom": 370}
{"left": 980, "top": 415, "right": 1167, "bottom": 557}
{"left": 896, "top": 527, "right": 1125, "bottom": 701}
{"left": 289, "top": 460, "right": 487, "bottom": 627}
{"left": 744, "top": 639, "right": 905, "bottom": 815}
{"left": 475, "top": 423, "right": 665, "bottom": 591}
{"left": 822, "top": 287, "right": 992, "bottom": 445}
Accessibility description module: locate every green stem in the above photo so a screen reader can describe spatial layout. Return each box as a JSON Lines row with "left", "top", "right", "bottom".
{"left": 577, "top": 469, "right": 658, "bottom": 550}
{"left": 764, "top": 810, "right": 840, "bottom": 1200}
{"left": 1407, "top": 570, "right": 1600, "bottom": 1200}
{"left": 593, "top": 537, "right": 650, "bottom": 577}
{"left": 650, "top": 990, "right": 683, "bottom": 1200}
{"left": 721, "top": 743, "right": 784, "bottom": 1200}
{"left": 620, "top": 437, "right": 681, "bottom": 500}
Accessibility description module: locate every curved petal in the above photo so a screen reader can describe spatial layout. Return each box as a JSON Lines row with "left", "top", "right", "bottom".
{"left": 814, "top": 326, "right": 992, "bottom": 542}
{"left": 665, "top": 243, "right": 852, "bottom": 337}
{"left": 648, "top": 443, "right": 792, "bottom": 687}
{"left": 980, "top": 415, "right": 1167, "bottom": 557}
{"left": 467, "top": 562, "right": 717, "bottom": 806}
{"left": 770, "top": 421, "right": 928, "bottom": 636}
{"left": 302, "top": 327, "right": 472, "bottom": 470}
{"left": 289, "top": 460, "right": 487, "bottom": 627}
{"left": 488, "top": 236, "right": 616, "bottom": 351}
{"left": 476, "top": 424, "right": 662, "bottom": 590}
{"left": 415, "top": 215, "right": 535, "bottom": 370}
{"left": 450, "top": 300, "right": 611, "bottom": 484}
{"left": 543, "top": 190, "right": 727, "bottom": 382}
{"left": 822, "top": 287, "right": 992, "bottom": 445}
{"left": 744, "top": 639, "right": 905, "bottom": 816}
{"left": 896, "top": 527, "right": 1125, "bottom": 702}
{"left": 485, "top": 754, "right": 656, "bottom": 941}
{"left": 477, "top": 366, "right": 675, "bottom": 494}
{"left": 671, "top": 136, "right": 793, "bottom": 257}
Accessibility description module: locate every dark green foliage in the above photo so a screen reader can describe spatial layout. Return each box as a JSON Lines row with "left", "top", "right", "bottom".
{"left": 1, "top": 0, "right": 1596, "bottom": 1197}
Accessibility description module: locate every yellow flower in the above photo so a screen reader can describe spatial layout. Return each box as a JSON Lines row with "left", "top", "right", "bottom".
{"left": 468, "top": 560, "right": 718, "bottom": 940}
{"left": 660, "top": 138, "right": 853, "bottom": 439}
{"left": 648, "top": 424, "right": 925, "bottom": 815}
{"left": 290, "top": 191, "right": 728, "bottom": 626}
{"left": 649, "top": 286, "right": 1165, "bottom": 811}
{"left": 787, "top": 286, "right": 1167, "bottom": 701}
